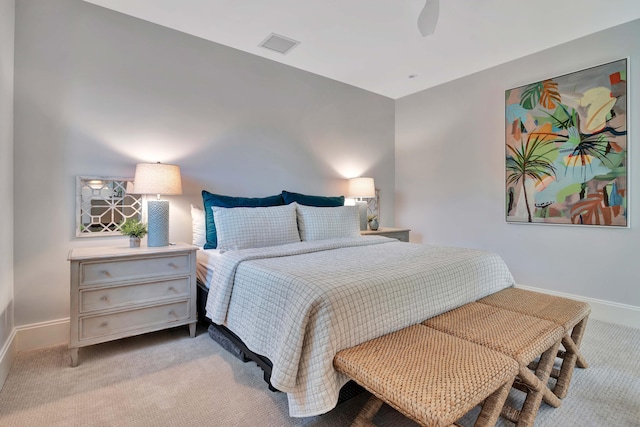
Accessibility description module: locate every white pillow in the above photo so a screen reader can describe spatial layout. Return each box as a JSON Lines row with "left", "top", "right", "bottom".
{"left": 191, "top": 204, "right": 206, "bottom": 247}
{"left": 213, "top": 203, "right": 301, "bottom": 251}
{"left": 296, "top": 204, "right": 360, "bottom": 241}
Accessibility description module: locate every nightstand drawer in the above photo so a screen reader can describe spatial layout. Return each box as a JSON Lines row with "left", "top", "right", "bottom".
{"left": 79, "top": 300, "right": 191, "bottom": 340}
{"left": 79, "top": 277, "right": 191, "bottom": 314}
{"left": 81, "top": 254, "right": 190, "bottom": 286}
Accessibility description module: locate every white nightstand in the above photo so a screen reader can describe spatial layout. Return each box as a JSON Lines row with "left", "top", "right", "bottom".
{"left": 68, "top": 242, "right": 197, "bottom": 366}
{"left": 361, "top": 227, "right": 411, "bottom": 242}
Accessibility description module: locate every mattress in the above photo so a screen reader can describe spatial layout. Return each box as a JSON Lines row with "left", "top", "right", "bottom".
{"left": 196, "top": 248, "right": 222, "bottom": 288}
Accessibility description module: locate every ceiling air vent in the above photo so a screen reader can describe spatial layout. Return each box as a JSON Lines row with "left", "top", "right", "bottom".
{"left": 258, "top": 33, "right": 300, "bottom": 55}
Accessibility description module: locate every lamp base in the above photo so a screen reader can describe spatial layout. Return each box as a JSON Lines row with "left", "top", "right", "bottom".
{"left": 356, "top": 200, "right": 368, "bottom": 231}
{"left": 147, "top": 200, "right": 170, "bottom": 247}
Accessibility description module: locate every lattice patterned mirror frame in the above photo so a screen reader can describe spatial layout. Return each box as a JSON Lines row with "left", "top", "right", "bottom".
{"left": 366, "top": 189, "right": 380, "bottom": 223}
{"left": 76, "top": 176, "right": 143, "bottom": 237}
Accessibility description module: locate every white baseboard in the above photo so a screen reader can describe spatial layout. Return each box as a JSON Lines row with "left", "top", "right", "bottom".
{"left": 16, "top": 318, "right": 69, "bottom": 352}
{"left": 516, "top": 284, "right": 640, "bottom": 330}
{"left": 0, "top": 328, "right": 17, "bottom": 391}
{"left": 0, "top": 319, "right": 70, "bottom": 390}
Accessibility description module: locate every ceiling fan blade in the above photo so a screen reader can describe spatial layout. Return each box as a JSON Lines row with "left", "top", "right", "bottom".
{"left": 418, "top": 0, "right": 440, "bottom": 37}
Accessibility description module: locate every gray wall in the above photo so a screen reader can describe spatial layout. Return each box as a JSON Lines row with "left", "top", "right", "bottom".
{"left": 396, "top": 19, "right": 640, "bottom": 307}
{"left": 13, "top": 0, "right": 395, "bottom": 326}
{"left": 0, "top": 0, "right": 15, "bottom": 355}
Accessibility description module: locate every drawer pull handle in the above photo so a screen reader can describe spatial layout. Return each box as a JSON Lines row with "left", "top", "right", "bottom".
{"left": 100, "top": 270, "right": 111, "bottom": 277}
{"left": 100, "top": 322, "right": 108, "bottom": 328}
{"left": 168, "top": 263, "right": 178, "bottom": 269}
{"left": 100, "top": 296, "right": 108, "bottom": 301}
{"left": 168, "top": 286, "right": 175, "bottom": 292}
{"left": 169, "top": 310, "right": 176, "bottom": 316}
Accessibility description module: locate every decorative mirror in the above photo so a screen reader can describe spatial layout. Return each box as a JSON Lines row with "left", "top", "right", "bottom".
{"left": 76, "top": 176, "right": 142, "bottom": 237}
{"left": 366, "top": 189, "right": 380, "bottom": 223}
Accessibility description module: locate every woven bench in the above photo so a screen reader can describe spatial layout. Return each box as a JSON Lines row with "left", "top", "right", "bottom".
{"left": 334, "top": 324, "right": 519, "bottom": 427}
{"left": 478, "top": 287, "right": 590, "bottom": 399}
{"left": 423, "top": 302, "right": 564, "bottom": 427}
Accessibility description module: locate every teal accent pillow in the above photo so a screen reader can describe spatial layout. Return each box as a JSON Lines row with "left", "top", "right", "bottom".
{"left": 201, "top": 191, "right": 285, "bottom": 249}
{"left": 281, "top": 190, "right": 345, "bottom": 207}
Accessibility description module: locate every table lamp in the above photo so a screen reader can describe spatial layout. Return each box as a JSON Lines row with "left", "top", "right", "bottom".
{"left": 133, "top": 162, "right": 182, "bottom": 247}
{"left": 348, "top": 177, "right": 375, "bottom": 231}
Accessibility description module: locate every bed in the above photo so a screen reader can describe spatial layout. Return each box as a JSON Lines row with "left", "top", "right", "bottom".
{"left": 193, "top": 194, "right": 516, "bottom": 417}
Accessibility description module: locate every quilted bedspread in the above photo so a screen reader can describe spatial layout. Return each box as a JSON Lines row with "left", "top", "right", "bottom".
{"left": 205, "top": 237, "right": 515, "bottom": 417}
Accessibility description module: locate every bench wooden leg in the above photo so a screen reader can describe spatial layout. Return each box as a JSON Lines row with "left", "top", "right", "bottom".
{"left": 551, "top": 335, "right": 579, "bottom": 399}
{"left": 549, "top": 316, "right": 588, "bottom": 399}
{"left": 351, "top": 394, "right": 384, "bottom": 427}
{"left": 501, "top": 340, "right": 561, "bottom": 427}
{"left": 474, "top": 379, "right": 513, "bottom": 427}
{"left": 521, "top": 340, "right": 561, "bottom": 426}
{"left": 528, "top": 316, "right": 590, "bottom": 399}
{"left": 571, "top": 317, "right": 589, "bottom": 369}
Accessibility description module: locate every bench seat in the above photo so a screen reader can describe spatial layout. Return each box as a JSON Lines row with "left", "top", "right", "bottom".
{"left": 334, "top": 324, "right": 519, "bottom": 427}
{"left": 478, "top": 287, "right": 590, "bottom": 398}
{"left": 423, "top": 302, "right": 564, "bottom": 426}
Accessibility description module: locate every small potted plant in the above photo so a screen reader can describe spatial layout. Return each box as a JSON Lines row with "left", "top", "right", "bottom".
{"left": 120, "top": 218, "right": 148, "bottom": 248}
{"left": 367, "top": 214, "right": 379, "bottom": 231}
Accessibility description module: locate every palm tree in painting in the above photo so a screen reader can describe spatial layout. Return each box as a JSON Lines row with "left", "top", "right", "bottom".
{"left": 563, "top": 123, "right": 624, "bottom": 186}
{"left": 506, "top": 134, "right": 558, "bottom": 222}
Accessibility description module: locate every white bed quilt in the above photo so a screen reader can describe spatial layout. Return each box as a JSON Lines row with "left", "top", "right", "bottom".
{"left": 205, "top": 237, "right": 515, "bottom": 417}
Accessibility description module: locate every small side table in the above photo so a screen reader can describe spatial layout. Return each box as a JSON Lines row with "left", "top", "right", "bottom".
{"left": 361, "top": 227, "right": 410, "bottom": 242}
{"left": 68, "top": 242, "right": 197, "bottom": 366}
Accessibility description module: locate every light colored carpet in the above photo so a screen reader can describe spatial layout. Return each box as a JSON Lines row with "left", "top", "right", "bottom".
{"left": 0, "top": 319, "right": 638, "bottom": 426}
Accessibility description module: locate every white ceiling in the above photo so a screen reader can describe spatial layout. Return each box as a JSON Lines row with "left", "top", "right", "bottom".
{"left": 84, "top": 0, "right": 640, "bottom": 99}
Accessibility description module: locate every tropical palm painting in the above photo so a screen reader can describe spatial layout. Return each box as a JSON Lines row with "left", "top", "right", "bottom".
{"left": 505, "top": 59, "right": 628, "bottom": 226}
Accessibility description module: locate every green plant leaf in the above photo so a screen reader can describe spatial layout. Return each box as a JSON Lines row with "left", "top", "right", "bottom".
{"left": 520, "top": 82, "right": 543, "bottom": 110}
{"left": 119, "top": 218, "right": 148, "bottom": 238}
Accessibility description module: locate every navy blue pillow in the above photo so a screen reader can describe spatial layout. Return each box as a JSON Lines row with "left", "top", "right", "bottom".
{"left": 281, "top": 190, "right": 345, "bottom": 207}
{"left": 202, "top": 191, "right": 284, "bottom": 249}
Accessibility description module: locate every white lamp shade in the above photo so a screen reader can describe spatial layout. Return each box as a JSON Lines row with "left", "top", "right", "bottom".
{"left": 133, "top": 163, "right": 183, "bottom": 196}
{"left": 347, "top": 177, "right": 375, "bottom": 198}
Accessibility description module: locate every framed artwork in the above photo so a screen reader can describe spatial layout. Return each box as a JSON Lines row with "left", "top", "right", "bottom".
{"left": 505, "top": 58, "right": 628, "bottom": 226}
